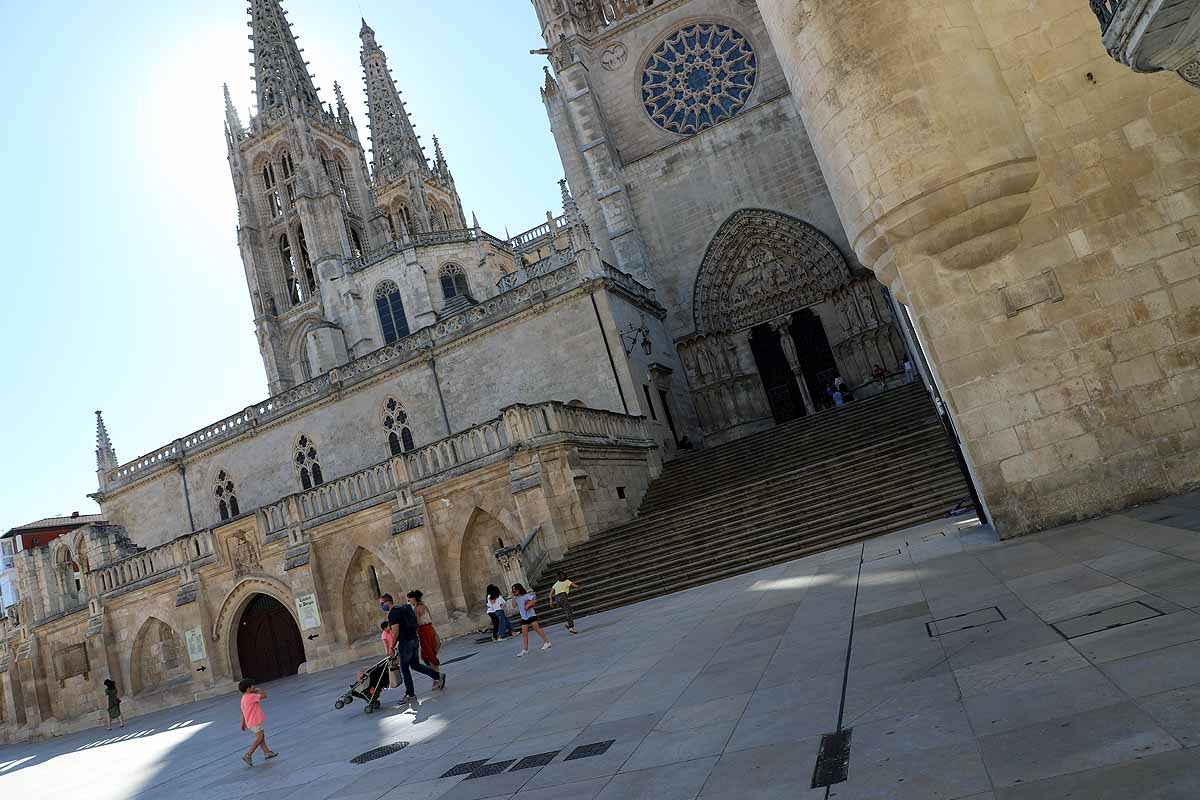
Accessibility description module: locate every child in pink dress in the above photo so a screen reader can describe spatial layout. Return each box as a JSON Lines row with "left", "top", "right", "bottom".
{"left": 239, "top": 679, "right": 278, "bottom": 766}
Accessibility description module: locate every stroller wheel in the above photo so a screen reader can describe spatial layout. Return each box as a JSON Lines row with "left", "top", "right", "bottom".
{"left": 364, "top": 703, "right": 374, "bottom": 714}
{"left": 334, "top": 699, "right": 345, "bottom": 710}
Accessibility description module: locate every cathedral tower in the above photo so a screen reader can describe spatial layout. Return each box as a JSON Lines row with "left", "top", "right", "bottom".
{"left": 359, "top": 20, "right": 465, "bottom": 238}
{"left": 227, "top": 0, "right": 387, "bottom": 393}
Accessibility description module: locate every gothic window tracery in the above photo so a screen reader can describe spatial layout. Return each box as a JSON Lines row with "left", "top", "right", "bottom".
{"left": 439, "top": 263, "right": 470, "bottom": 301}
{"left": 349, "top": 225, "right": 365, "bottom": 259}
{"left": 280, "top": 149, "right": 297, "bottom": 209}
{"left": 641, "top": 23, "right": 757, "bottom": 136}
{"left": 262, "top": 162, "right": 283, "bottom": 218}
{"left": 374, "top": 280, "right": 410, "bottom": 343}
{"left": 334, "top": 156, "right": 356, "bottom": 214}
{"left": 280, "top": 233, "right": 304, "bottom": 304}
{"left": 396, "top": 203, "right": 413, "bottom": 234}
{"left": 294, "top": 435, "right": 324, "bottom": 490}
{"left": 382, "top": 396, "right": 414, "bottom": 456}
{"left": 214, "top": 469, "right": 240, "bottom": 521}
{"left": 297, "top": 224, "right": 316, "bottom": 296}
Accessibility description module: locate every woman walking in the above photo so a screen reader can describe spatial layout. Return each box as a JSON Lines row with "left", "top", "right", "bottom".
{"left": 486, "top": 584, "right": 513, "bottom": 641}
{"left": 103, "top": 679, "right": 125, "bottom": 730}
{"left": 407, "top": 590, "right": 441, "bottom": 669}
{"left": 510, "top": 582, "right": 551, "bottom": 656}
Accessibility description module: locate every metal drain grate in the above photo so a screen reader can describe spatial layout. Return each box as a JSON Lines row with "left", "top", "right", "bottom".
{"left": 440, "top": 653, "right": 478, "bottom": 666}
{"left": 564, "top": 740, "right": 615, "bottom": 760}
{"left": 811, "top": 729, "right": 852, "bottom": 788}
{"left": 511, "top": 750, "right": 560, "bottom": 770}
{"left": 350, "top": 741, "right": 409, "bottom": 764}
{"left": 467, "top": 759, "right": 516, "bottom": 779}
{"left": 1053, "top": 601, "right": 1164, "bottom": 639}
{"left": 440, "top": 759, "right": 489, "bottom": 778}
{"left": 927, "top": 606, "right": 1006, "bottom": 637}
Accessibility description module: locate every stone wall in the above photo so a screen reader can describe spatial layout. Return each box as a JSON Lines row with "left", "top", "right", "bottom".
{"left": 0, "top": 417, "right": 660, "bottom": 741}
{"left": 755, "top": 0, "right": 1200, "bottom": 533}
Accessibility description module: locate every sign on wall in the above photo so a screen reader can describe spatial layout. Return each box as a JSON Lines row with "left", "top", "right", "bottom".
{"left": 184, "top": 627, "right": 207, "bottom": 663}
{"left": 296, "top": 593, "right": 321, "bottom": 630}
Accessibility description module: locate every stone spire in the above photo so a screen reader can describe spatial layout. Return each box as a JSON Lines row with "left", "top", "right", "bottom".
{"left": 560, "top": 178, "right": 579, "bottom": 224}
{"left": 249, "top": 0, "right": 320, "bottom": 114}
{"left": 333, "top": 81, "right": 350, "bottom": 123}
{"left": 95, "top": 411, "right": 117, "bottom": 471}
{"left": 432, "top": 135, "right": 452, "bottom": 180}
{"left": 360, "top": 19, "right": 427, "bottom": 176}
{"left": 224, "top": 83, "right": 244, "bottom": 136}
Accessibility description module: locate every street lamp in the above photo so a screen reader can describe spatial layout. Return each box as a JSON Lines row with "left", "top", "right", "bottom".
{"left": 619, "top": 316, "right": 653, "bottom": 356}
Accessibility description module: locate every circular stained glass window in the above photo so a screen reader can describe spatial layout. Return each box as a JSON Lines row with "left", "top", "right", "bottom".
{"left": 641, "top": 23, "right": 757, "bottom": 136}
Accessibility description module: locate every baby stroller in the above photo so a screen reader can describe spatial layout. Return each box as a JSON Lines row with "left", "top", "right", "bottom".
{"left": 335, "top": 655, "right": 391, "bottom": 713}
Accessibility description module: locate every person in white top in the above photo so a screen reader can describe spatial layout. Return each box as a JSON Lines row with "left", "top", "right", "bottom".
{"left": 485, "top": 584, "right": 513, "bottom": 641}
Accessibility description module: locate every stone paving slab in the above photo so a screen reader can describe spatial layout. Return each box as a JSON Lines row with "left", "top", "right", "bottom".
{"left": 5, "top": 495, "right": 1200, "bottom": 798}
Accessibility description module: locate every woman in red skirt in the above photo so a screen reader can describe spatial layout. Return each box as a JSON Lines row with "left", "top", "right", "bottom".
{"left": 407, "top": 590, "right": 441, "bottom": 668}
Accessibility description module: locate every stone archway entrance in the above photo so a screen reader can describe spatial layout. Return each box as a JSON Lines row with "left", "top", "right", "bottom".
{"left": 236, "top": 593, "right": 306, "bottom": 682}
{"left": 678, "top": 209, "right": 905, "bottom": 443}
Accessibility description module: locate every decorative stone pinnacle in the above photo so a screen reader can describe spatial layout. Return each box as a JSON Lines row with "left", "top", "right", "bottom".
{"left": 95, "top": 410, "right": 118, "bottom": 471}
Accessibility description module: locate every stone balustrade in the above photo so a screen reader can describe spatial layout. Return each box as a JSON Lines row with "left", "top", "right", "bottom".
{"left": 94, "top": 530, "right": 214, "bottom": 596}
{"left": 496, "top": 249, "right": 575, "bottom": 292}
{"left": 350, "top": 227, "right": 509, "bottom": 271}
{"left": 407, "top": 419, "right": 512, "bottom": 482}
{"left": 295, "top": 462, "right": 396, "bottom": 523}
{"left": 509, "top": 214, "right": 567, "bottom": 249}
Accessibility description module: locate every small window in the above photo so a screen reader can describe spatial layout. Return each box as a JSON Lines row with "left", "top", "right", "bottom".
{"left": 382, "top": 396, "right": 414, "bottom": 455}
{"left": 294, "top": 435, "right": 324, "bottom": 490}
{"left": 374, "top": 281, "right": 410, "bottom": 343}
{"left": 439, "top": 263, "right": 471, "bottom": 301}
{"left": 214, "top": 469, "right": 240, "bottom": 522}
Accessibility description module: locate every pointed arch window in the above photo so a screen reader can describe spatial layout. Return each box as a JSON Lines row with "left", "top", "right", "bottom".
{"left": 335, "top": 156, "right": 356, "bottom": 214}
{"left": 280, "top": 233, "right": 304, "bottom": 304}
{"left": 440, "top": 263, "right": 471, "bottom": 301}
{"left": 262, "top": 163, "right": 282, "bottom": 218}
{"left": 297, "top": 224, "right": 317, "bottom": 297}
{"left": 214, "top": 469, "right": 240, "bottom": 521}
{"left": 294, "top": 435, "right": 324, "bottom": 490}
{"left": 385, "top": 214, "right": 398, "bottom": 241}
{"left": 280, "top": 149, "right": 297, "bottom": 209}
{"left": 375, "top": 280, "right": 410, "bottom": 344}
{"left": 383, "top": 397, "right": 414, "bottom": 455}
{"left": 397, "top": 203, "right": 413, "bottom": 234}
{"left": 349, "top": 225, "right": 365, "bottom": 259}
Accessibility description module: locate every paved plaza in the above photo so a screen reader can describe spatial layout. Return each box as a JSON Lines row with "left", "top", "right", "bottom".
{"left": 6, "top": 496, "right": 1200, "bottom": 799}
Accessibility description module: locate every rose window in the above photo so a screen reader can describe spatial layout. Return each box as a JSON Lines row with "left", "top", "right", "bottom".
{"left": 641, "top": 23, "right": 757, "bottom": 135}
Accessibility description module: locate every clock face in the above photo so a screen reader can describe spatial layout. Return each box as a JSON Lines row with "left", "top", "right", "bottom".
{"left": 641, "top": 23, "right": 758, "bottom": 136}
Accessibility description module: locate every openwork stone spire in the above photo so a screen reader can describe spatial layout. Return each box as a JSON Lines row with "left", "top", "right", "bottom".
{"left": 333, "top": 81, "right": 351, "bottom": 123}
{"left": 95, "top": 410, "right": 118, "bottom": 471}
{"left": 249, "top": 0, "right": 320, "bottom": 114}
{"left": 223, "top": 83, "right": 244, "bottom": 136}
{"left": 432, "top": 135, "right": 452, "bottom": 180}
{"left": 360, "top": 19, "right": 426, "bottom": 176}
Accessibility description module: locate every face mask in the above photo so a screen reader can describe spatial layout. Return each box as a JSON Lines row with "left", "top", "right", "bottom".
{"left": 379, "top": 602, "right": 388, "bottom": 611}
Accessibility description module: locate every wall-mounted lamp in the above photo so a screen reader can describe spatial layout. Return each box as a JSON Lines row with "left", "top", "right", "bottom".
{"left": 619, "top": 316, "right": 653, "bottom": 356}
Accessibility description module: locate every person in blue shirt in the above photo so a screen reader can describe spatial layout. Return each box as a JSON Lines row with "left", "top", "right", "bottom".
{"left": 379, "top": 593, "right": 445, "bottom": 704}
{"left": 510, "top": 583, "right": 552, "bottom": 657}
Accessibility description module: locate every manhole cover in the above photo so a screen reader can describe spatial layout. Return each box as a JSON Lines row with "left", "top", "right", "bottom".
{"left": 927, "top": 606, "right": 1005, "bottom": 637}
{"left": 511, "top": 750, "right": 560, "bottom": 770}
{"left": 565, "top": 740, "right": 614, "bottom": 760}
{"left": 467, "top": 759, "right": 515, "bottom": 779}
{"left": 350, "top": 741, "right": 409, "bottom": 764}
{"left": 1053, "top": 601, "right": 1164, "bottom": 639}
{"left": 440, "top": 759, "right": 489, "bottom": 778}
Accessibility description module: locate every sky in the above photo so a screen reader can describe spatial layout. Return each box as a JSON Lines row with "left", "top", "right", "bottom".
{"left": 0, "top": 1, "right": 564, "bottom": 534}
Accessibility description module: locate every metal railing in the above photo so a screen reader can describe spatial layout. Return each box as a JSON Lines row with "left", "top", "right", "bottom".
{"left": 1090, "top": 0, "right": 1122, "bottom": 31}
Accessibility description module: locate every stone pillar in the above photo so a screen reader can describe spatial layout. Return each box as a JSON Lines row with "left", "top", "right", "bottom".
{"left": 770, "top": 317, "right": 817, "bottom": 415}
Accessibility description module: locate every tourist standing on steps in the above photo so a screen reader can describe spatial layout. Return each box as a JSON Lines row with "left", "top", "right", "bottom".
{"left": 486, "top": 584, "right": 513, "bottom": 641}
{"left": 903, "top": 354, "right": 916, "bottom": 384}
{"left": 239, "top": 679, "right": 278, "bottom": 766}
{"left": 511, "top": 582, "right": 552, "bottom": 656}
{"left": 549, "top": 571, "right": 580, "bottom": 634}
{"left": 407, "top": 589, "right": 441, "bottom": 669}
{"left": 380, "top": 593, "right": 445, "bottom": 704}
{"left": 103, "top": 679, "right": 124, "bottom": 730}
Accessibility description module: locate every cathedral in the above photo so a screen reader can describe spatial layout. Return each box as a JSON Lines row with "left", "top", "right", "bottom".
{"left": 3, "top": 0, "right": 1200, "bottom": 740}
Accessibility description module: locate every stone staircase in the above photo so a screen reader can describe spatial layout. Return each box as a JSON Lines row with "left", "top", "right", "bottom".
{"left": 531, "top": 382, "right": 972, "bottom": 626}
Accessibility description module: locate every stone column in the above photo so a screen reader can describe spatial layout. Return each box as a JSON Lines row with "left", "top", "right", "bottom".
{"left": 728, "top": 329, "right": 774, "bottom": 420}
{"left": 770, "top": 317, "right": 817, "bottom": 415}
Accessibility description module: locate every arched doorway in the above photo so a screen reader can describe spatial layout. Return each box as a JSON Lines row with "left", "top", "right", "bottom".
{"left": 459, "top": 509, "right": 511, "bottom": 617}
{"left": 236, "top": 594, "right": 306, "bottom": 682}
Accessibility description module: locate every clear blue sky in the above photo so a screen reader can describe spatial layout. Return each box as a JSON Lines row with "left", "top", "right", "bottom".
{"left": 0, "top": 1, "right": 563, "bottom": 534}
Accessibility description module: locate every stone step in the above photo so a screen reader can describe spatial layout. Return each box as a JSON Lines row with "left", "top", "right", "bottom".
{"left": 571, "top": 426, "right": 958, "bottom": 551}
{"left": 535, "top": 469, "right": 965, "bottom": 598}
{"left": 523, "top": 381, "right": 970, "bottom": 628}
